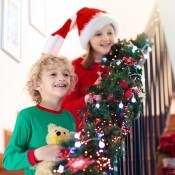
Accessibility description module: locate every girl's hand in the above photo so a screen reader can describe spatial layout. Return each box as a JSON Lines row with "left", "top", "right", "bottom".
{"left": 94, "top": 76, "right": 102, "bottom": 86}
{"left": 34, "top": 145, "right": 62, "bottom": 161}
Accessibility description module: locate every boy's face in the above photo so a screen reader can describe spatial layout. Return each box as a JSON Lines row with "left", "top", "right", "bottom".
{"left": 36, "top": 67, "right": 71, "bottom": 101}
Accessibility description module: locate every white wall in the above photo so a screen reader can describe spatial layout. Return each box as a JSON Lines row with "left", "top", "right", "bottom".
{"left": 0, "top": 0, "right": 156, "bottom": 153}
{"left": 157, "top": 0, "right": 175, "bottom": 76}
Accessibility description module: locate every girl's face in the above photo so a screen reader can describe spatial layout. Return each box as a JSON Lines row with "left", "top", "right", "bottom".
{"left": 89, "top": 24, "right": 116, "bottom": 57}
{"left": 36, "top": 67, "right": 71, "bottom": 101}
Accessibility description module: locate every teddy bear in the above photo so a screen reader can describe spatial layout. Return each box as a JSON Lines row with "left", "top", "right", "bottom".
{"left": 34, "top": 123, "right": 75, "bottom": 175}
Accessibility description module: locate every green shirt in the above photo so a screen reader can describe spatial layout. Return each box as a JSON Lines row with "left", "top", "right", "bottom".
{"left": 3, "top": 105, "right": 76, "bottom": 175}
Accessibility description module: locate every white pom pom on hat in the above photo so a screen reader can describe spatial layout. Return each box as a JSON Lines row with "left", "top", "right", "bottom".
{"left": 43, "top": 7, "right": 120, "bottom": 55}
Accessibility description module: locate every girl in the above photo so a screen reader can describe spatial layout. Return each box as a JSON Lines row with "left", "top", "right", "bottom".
{"left": 42, "top": 7, "right": 120, "bottom": 132}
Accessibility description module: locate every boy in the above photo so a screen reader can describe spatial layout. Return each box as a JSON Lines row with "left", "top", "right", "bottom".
{"left": 3, "top": 53, "right": 76, "bottom": 175}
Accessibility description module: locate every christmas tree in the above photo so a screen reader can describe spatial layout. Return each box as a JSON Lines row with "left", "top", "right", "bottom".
{"left": 53, "top": 33, "right": 152, "bottom": 175}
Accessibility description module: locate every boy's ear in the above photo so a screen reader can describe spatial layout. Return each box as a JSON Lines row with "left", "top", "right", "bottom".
{"left": 35, "top": 81, "right": 41, "bottom": 91}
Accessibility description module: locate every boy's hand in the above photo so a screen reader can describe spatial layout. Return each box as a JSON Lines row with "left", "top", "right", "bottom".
{"left": 34, "top": 145, "right": 62, "bottom": 161}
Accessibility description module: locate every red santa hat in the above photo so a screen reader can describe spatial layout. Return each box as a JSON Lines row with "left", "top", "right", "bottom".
{"left": 43, "top": 7, "right": 120, "bottom": 55}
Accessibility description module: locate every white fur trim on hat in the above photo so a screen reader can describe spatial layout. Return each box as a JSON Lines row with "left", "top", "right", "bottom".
{"left": 80, "top": 13, "right": 120, "bottom": 50}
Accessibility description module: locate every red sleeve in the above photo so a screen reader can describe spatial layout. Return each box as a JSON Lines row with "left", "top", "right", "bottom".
{"left": 62, "top": 57, "right": 99, "bottom": 132}
{"left": 28, "top": 150, "right": 39, "bottom": 165}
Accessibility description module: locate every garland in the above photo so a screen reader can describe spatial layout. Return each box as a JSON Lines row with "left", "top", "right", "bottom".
{"left": 53, "top": 32, "right": 152, "bottom": 175}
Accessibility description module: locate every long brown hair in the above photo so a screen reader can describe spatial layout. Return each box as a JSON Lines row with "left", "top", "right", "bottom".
{"left": 81, "top": 45, "right": 95, "bottom": 69}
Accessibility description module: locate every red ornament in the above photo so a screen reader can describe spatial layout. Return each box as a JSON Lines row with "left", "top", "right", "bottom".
{"left": 107, "top": 93, "right": 118, "bottom": 102}
{"left": 124, "top": 89, "right": 133, "bottom": 99}
{"left": 119, "top": 80, "right": 129, "bottom": 90}
{"left": 99, "top": 66, "right": 109, "bottom": 78}
{"left": 122, "top": 57, "right": 135, "bottom": 66}
{"left": 60, "top": 148, "right": 70, "bottom": 159}
{"left": 107, "top": 93, "right": 115, "bottom": 101}
{"left": 66, "top": 157, "right": 95, "bottom": 173}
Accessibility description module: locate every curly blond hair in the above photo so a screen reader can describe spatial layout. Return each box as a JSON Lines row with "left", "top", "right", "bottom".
{"left": 26, "top": 53, "right": 76, "bottom": 103}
